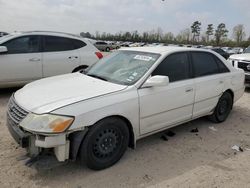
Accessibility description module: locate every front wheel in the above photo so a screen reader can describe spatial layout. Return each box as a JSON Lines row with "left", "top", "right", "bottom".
{"left": 208, "top": 92, "right": 233, "bottom": 123}
{"left": 80, "top": 117, "right": 129, "bottom": 170}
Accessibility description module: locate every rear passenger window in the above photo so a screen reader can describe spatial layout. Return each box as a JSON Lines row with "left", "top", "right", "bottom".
{"left": 192, "top": 52, "right": 219, "bottom": 77}
{"left": 43, "top": 36, "right": 84, "bottom": 52}
{"left": 214, "top": 56, "right": 230, "bottom": 73}
{"left": 72, "top": 39, "right": 86, "bottom": 49}
{"left": 44, "top": 36, "right": 73, "bottom": 52}
{"left": 152, "top": 52, "right": 190, "bottom": 82}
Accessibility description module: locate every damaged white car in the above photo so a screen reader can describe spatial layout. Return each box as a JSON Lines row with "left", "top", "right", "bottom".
{"left": 7, "top": 47, "right": 245, "bottom": 170}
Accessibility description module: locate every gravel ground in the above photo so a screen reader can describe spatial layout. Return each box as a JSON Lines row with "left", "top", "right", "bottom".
{"left": 0, "top": 88, "right": 250, "bottom": 188}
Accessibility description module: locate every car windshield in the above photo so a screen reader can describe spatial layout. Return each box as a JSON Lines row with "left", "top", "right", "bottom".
{"left": 244, "top": 47, "right": 250, "bottom": 53}
{"left": 86, "top": 51, "right": 160, "bottom": 85}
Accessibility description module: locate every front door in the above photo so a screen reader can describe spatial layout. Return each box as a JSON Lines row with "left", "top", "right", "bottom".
{"left": 0, "top": 35, "right": 42, "bottom": 84}
{"left": 138, "top": 52, "right": 195, "bottom": 135}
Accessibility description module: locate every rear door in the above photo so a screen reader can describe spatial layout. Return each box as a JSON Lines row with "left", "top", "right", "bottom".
{"left": 191, "top": 52, "right": 229, "bottom": 118}
{"left": 0, "top": 35, "right": 42, "bottom": 84}
{"left": 42, "top": 36, "right": 81, "bottom": 77}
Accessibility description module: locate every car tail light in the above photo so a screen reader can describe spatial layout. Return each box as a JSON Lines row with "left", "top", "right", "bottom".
{"left": 95, "top": 52, "right": 103, "bottom": 59}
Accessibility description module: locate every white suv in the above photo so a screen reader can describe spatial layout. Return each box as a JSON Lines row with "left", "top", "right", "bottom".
{"left": 0, "top": 31, "right": 103, "bottom": 88}
{"left": 229, "top": 46, "right": 250, "bottom": 86}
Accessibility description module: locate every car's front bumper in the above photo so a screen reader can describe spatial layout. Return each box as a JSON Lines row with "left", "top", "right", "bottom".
{"left": 7, "top": 115, "right": 31, "bottom": 148}
{"left": 245, "top": 73, "right": 250, "bottom": 87}
{"left": 6, "top": 117, "right": 70, "bottom": 162}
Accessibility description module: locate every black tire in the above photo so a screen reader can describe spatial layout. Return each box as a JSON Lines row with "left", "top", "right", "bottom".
{"left": 80, "top": 117, "right": 129, "bottom": 170}
{"left": 106, "top": 47, "right": 110, "bottom": 52}
{"left": 208, "top": 92, "right": 233, "bottom": 123}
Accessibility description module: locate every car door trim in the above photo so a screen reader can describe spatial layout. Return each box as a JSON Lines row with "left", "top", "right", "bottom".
{"left": 140, "top": 103, "right": 194, "bottom": 119}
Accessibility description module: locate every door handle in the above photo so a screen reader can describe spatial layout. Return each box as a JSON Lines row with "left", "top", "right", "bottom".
{"left": 68, "top": 56, "right": 79, "bottom": 59}
{"left": 185, "top": 88, "right": 193, "bottom": 92}
{"left": 29, "top": 58, "right": 40, "bottom": 62}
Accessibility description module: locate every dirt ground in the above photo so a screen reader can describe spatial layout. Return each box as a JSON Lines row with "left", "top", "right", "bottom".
{"left": 0, "top": 88, "right": 250, "bottom": 188}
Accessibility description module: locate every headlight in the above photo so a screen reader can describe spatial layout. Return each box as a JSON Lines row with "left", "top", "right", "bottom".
{"left": 20, "top": 113, "right": 74, "bottom": 133}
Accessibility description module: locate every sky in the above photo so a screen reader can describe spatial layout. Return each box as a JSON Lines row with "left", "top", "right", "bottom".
{"left": 0, "top": 0, "right": 249, "bottom": 38}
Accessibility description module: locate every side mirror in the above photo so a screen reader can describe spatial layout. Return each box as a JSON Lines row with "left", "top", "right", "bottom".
{"left": 0, "top": 46, "right": 7, "bottom": 54}
{"left": 142, "top": 75, "right": 169, "bottom": 88}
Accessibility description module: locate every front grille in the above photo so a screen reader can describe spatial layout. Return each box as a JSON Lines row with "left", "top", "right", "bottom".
{"left": 7, "top": 95, "right": 28, "bottom": 126}
{"left": 238, "top": 61, "right": 250, "bottom": 72}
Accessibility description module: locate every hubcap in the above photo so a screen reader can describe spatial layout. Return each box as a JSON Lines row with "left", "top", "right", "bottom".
{"left": 93, "top": 128, "right": 121, "bottom": 159}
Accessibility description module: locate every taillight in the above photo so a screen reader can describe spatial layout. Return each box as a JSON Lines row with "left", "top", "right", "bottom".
{"left": 95, "top": 52, "right": 103, "bottom": 59}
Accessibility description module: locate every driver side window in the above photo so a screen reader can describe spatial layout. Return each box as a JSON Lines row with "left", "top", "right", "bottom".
{"left": 3, "top": 36, "right": 40, "bottom": 54}
{"left": 152, "top": 52, "right": 190, "bottom": 82}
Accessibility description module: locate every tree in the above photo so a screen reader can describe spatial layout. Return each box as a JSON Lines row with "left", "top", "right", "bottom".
{"left": 214, "top": 23, "right": 228, "bottom": 46}
{"left": 206, "top": 24, "right": 214, "bottom": 42}
{"left": 80, "top": 32, "right": 92, "bottom": 38}
{"left": 179, "top": 28, "right": 191, "bottom": 43}
{"left": 163, "top": 32, "right": 174, "bottom": 43}
{"left": 191, "top": 21, "right": 201, "bottom": 43}
{"left": 95, "top": 31, "right": 100, "bottom": 40}
{"left": 233, "top": 24, "right": 246, "bottom": 45}
{"left": 156, "top": 27, "right": 163, "bottom": 41}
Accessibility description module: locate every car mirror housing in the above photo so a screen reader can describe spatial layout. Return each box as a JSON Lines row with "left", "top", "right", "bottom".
{"left": 142, "top": 75, "right": 169, "bottom": 88}
{"left": 0, "top": 46, "right": 8, "bottom": 54}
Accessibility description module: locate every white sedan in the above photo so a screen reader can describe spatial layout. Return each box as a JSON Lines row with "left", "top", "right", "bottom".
{"left": 7, "top": 47, "right": 245, "bottom": 170}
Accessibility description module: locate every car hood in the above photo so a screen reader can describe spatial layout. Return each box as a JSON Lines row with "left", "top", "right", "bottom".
{"left": 230, "top": 53, "right": 250, "bottom": 61}
{"left": 14, "top": 73, "right": 127, "bottom": 114}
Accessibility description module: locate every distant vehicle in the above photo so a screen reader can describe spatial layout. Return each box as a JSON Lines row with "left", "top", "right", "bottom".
{"left": 203, "top": 46, "right": 214, "bottom": 49}
{"left": 0, "top": 32, "right": 8, "bottom": 37}
{"left": 233, "top": 47, "right": 244, "bottom": 54}
{"left": 243, "top": 46, "right": 250, "bottom": 53}
{"left": 121, "top": 42, "right": 133, "bottom": 47}
{"left": 211, "top": 48, "right": 230, "bottom": 59}
{"left": 0, "top": 31, "right": 103, "bottom": 88}
{"left": 94, "top": 41, "right": 113, "bottom": 52}
{"left": 108, "top": 42, "right": 120, "bottom": 50}
{"left": 229, "top": 46, "right": 250, "bottom": 86}
{"left": 7, "top": 47, "right": 244, "bottom": 170}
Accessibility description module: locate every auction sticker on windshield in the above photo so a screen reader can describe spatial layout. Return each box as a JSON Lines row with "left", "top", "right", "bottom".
{"left": 134, "top": 55, "right": 154, "bottom": 61}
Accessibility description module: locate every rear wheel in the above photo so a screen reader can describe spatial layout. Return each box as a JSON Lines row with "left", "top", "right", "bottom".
{"left": 208, "top": 92, "right": 233, "bottom": 123}
{"left": 80, "top": 117, "right": 129, "bottom": 170}
{"left": 106, "top": 47, "right": 110, "bottom": 52}
{"left": 72, "top": 66, "right": 88, "bottom": 74}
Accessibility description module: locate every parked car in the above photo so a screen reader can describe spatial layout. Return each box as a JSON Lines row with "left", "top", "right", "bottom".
{"left": 7, "top": 47, "right": 244, "bottom": 170}
{"left": 229, "top": 46, "right": 250, "bottom": 86}
{"left": 0, "top": 32, "right": 8, "bottom": 37}
{"left": 243, "top": 46, "right": 250, "bottom": 53}
{"left": 0, "top": 31, "right": 103, "bottom": 88}
{"left": 108, "top": 42, "right": 120, "bottom": 50}
{"left": 233, "top": 47, "right": 244, "bottom": 54}
{"left": 94, "top": 41, "right": 113, "bottom": 52}
{"left": 211, "top": 48, "right": 230, "bottom": 59}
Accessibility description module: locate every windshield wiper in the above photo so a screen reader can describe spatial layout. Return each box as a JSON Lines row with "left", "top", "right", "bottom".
{"left": 86, "top": 74, "right": 108, "bottom": 81}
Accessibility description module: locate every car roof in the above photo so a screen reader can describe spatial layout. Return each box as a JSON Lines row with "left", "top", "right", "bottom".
{"left": 119, "top": 46, "right": 213, "bottom": 55}
{"left": 8, "top": 31, "right": 82, "bottom": 39}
